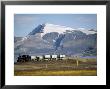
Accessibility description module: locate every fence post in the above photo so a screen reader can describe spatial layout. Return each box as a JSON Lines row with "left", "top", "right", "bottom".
{"left": 76, "top": 56, "right": 79, "bottom": 67}
{"left": 76, "top": 60, "right": 79, "bottom": 67}
{"left": 46, "top": 64, "right": 48, "bottom": 68}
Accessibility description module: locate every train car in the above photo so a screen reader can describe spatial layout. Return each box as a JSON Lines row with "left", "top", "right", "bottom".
{"left": 44, "top": 55, "right": 51, "bottom": 60}
{"left": 57, "top": 55, "right": 66, "bottom": 60}
{"left": 60, "top": 55, "right": 66, "bottom": 60}
{"left": 31, "top": 56, "right": 37, "bottom": 61}
{"left": 52, "top": 55, "right": 57, "bottom": 60}
{"left": 32, "top": 55, "right": 44, "bottom": 61}
{"left": 37, "top": 55, "right": 43, "bottom": 61}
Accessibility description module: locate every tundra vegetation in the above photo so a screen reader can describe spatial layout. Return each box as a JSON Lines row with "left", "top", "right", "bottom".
{"left": 14, "top": 57, "right": 97, "bottom": 76}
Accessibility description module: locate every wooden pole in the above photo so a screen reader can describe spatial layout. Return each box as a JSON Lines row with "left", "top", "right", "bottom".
{"left": 76, "top": 56, "right": 79, "bottom": 67}
{"left": 76, "top": 60, "right": 79, "bottom": 67}
{"left": 46, "top": 64, "right": 48, "bottom": 68}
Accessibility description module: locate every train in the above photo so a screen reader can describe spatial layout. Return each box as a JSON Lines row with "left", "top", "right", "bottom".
{"left": 17, "top": 54, "right": 66, "bottom": 62}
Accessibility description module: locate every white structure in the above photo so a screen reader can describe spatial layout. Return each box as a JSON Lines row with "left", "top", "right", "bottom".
{"left": 52, "top": 55, "right": 57, "bottom": 58}
{"left": 44, "top": 55, "right": 51, "bottom": 60}
{"left": 37, "top": 55, "right": 43, "bottom": 60}
{"left": 30, "top": 54, "right": 66, "bottom": 61}
{"left": 45, "top": 55, "right": 51, "bottom": 58}
{"left": 31, "top": 56, "right": 36, "bottom": 59}
{"left": 60, "top": 55, "right": 65, "bottom": 57}
{"left": 60, "top": 55, "right": 66, "bottom": 60}
{"left": 31, "top": 56, "right": 37, "bottom": 61}
{"left": 52, "top": 55, "right": 57, "bottom": 60}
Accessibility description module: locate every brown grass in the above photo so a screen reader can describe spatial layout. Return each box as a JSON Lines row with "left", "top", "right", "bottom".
{"left": 14, "top": 70, "right": 96, "bottom": 76}
{"left": 14, "top": 58, "right": 97, "bottom": 76}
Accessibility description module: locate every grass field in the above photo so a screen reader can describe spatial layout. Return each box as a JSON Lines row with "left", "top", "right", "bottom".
{"left": 14, "top": 58, "right": 97, "bottom": 76}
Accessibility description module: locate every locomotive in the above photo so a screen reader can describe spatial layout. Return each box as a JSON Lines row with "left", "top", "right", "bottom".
{"left": 17, "top": 55, "right": 31, "bottom": 62}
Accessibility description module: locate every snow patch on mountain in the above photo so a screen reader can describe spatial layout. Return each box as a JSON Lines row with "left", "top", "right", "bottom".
{"left": 40, "top": 23, "right": 75, "bottom": 37}
{"left": 77, "top": 28, "right": 96, "bottom": 35}
{"left": 36, "top": 23, "right": 96, "bottom": 37}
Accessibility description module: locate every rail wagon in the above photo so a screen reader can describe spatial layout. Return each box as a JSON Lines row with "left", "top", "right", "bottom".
{"left": 60, "top": 55, "right": 66, "bottom": 60}
{"left": 31, "top": 56, "right": 37, "bottom": 61}
{"left": 52, "top": 55, "right": 57, "bottom": 60}
{"left": 44, "top": 55, "right": 51, "bottom": 60}
{"left": 36, "top": 55, "right": 43, "bottom": 61}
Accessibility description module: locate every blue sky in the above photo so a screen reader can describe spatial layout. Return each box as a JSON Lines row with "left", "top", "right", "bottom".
{"left": 14, "top": 14, "right": 97, "bottom": 37}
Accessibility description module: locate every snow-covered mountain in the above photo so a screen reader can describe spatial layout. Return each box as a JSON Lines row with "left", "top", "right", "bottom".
{"left": 28, "top": 23, "right": 96, "bottom": 37}
{"left": 14, "top": 23, "right": 97, "bottom": 62}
